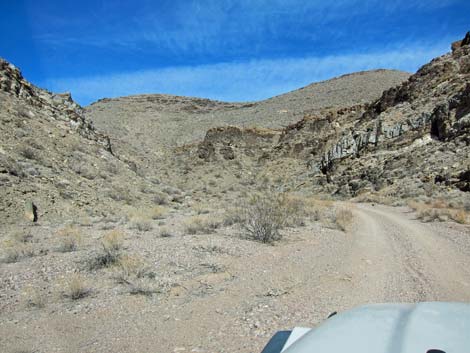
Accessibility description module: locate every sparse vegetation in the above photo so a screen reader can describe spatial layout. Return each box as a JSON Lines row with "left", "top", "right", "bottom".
{"left": 239, "top": 192, "right": 291, "bottom": 244}
{"left": 130, "top": 217, "right": 153, "bottom": 231}
{"left": 184, "top": 216, "right": 220, "bottom": 235}
{"left": 408, "top": 200, "right": 470, "bottom": 224}
{"left": 64, "top": 273, "right": 89, "bottom": 300}
{"left": 23, "top": 286, "right": 46, "bottom": 308}
{"left": 87, "top": 230, "right": 124, "bottom": 270}
{"left": 1, "top": 239, "right": 34, "bottom": 263}
{"left": 57, "top": 226, "right": 82, "bottom": 252}
{"left": 115, "top": 254, "right": 149, "bottom": 284}
{"left": 159, "top": 227, "right": 173, "bottom": 237}
{"left": 333, "top": 207, "right": 354, "bottom": 231}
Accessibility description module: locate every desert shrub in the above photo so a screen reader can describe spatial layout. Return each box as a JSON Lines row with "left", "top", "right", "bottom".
{"left": 451, "top": 209, "right": 469, "bottom": 224}
{"left": 88, "top": 230, "right": 124, "bottom": 270}
{"left": 127, "top": 279, "right": 169, "bottom": 296}
{"left": 102, "top": 230, "right": 123, "bottom": 252}
{"left": 281, "top": 194, "right": 307, "bottom": 227}
{"left": 115, "top": 254, "right": 149, "bottom": 283}
{"left": 223, "top": 208, "right": 242, "bottom": 226}
{"left": 150, "top": 206, "right": 166, "bottom": 220}
{"left": 184, "top": 216, "right": 220, "bottom": 235}
{"left": 333, "top": 207, "right": 354, "bottom": 231}
{"left": 159, "top": 227, "right": 173, "bottom": 237}
{"left": 240, "top": 193, "right": 289, "bottom": 244}
{"left": 152, "top": 193, "right": 169, "bottom": 205}
{"left": 23, "top": 286, "right": 46, "bottom": 308}
{"left": 64, "top": 273, "right": 89, "bottom": 300}
{"left": 20, "top": 146, "right": 38, "bottom": 160}
{"left": 408, "top": 200, "right": 469, "bottom": 224}
{"left": 57, "top": 226, "right": 82, "bottom": 252}
{"left": 130, "top": 217, "right": 153, "bottom": 232}
{"left": 12, "top": 231, "right": 32, "bottom": 243}
{"left": 1, "top": 240, "right": 34, "bottom": 263}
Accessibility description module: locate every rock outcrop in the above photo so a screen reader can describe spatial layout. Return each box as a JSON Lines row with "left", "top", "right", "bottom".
{"left": 0, "top": 58, "right": 164, "bottom": 223}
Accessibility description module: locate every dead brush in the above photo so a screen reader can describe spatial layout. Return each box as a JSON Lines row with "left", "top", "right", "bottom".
{"left": 334, "top": 207, "right": 354, "bottom": 231}
{"left": 57, "top": 226, "right": 82, "bottom": 252}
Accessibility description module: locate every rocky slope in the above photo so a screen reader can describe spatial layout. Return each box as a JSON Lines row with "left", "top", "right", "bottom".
{"left": 179, "top": 33, "right": 470, "bottom": 205}
{"left": 85, "top": 70, "right": 409, "bottom": 154}
{"left": 0, "top": 59, "right": 167, "bottom": 224}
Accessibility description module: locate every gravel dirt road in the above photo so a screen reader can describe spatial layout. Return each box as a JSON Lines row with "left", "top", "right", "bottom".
{"left": 1, "top": 204, "right": 469, "bottom": 353}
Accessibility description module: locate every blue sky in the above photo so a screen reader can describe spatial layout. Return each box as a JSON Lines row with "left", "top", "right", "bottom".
{"left": 1, "top": 0, "right": 469, "bottom": 106}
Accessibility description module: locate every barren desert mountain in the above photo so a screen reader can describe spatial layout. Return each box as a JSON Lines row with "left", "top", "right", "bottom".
{"left": 180, "top": 36, "right": 470, "bottom": 206}
{"left": 85, "top": 69, "right": 410, "bottom": 154}
{"left": 0, "top": 33, "right": 470, "bottom": 353}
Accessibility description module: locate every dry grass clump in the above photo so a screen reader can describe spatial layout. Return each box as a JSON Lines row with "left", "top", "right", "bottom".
{"left": 150, "top": 206, "right": 167, "bottom": 220}
{"left": 102, "top": 230, "right": 124, "bottom": 252}
{"left": 127, "top": 278, "right": 170, "bottom": 297}
{"left": 304, "top": 198, "right": 333, "bottom": 222}
{"left": 281, "top": 194, "right": 307, "bottom": 227}
{"left": 333, "top": 207, "right": 354, "bottom": 231}
{"left": 23, "top": 286, "right": 47, "bottom": 308}
{"left": 12, "top": 231, "right": 33, "bottom": 243}
{"left": 115, "top": 254, "right": 150, "bottom": 284}
{"left": 408, "top": 200, "right": 470, "bottom": 224}
{"left": 57, "top": 226, "right": 82, "bottom": 252}
{"left": 354, "top": 192, "right": 396, "bottom": 206}
{"left": 159, "top": 227, "right": 173, "bottom": 237}
{"left": 114, "top": 254, "right": 168, "bottom": 296}
{"left": 192, "top": 203, "right": 211, "bottom": 215}
{"left": 130, "top": 216, "right": 153, "bottom": 231}
{"left": 63, "top": 273, "right": 89, "bottom": 300}
{"left": 184, "top": 216, "right": 220, "bottom": 235}
{"left": 152, "top": 193, "right": 169, "bottom": 205}
{"left": 88, "top": 230, "right": 124, "bottom": 270}
{"left": 1, "top": 239, "right": 34, "bottom": 263}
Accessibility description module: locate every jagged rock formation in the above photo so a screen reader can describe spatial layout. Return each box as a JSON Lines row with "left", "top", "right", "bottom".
{"left": 0, "top": 58, "right": 162, "bottom": 223}
{"left": 85, "top": 70, "right": 409, "bottom": 156}
{"left": 180, "top": 34, "right": 470, "bottom": 201}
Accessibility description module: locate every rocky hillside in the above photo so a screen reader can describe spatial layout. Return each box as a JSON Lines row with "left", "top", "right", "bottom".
{"left": 85, "top": 70, "right": 409, "bottom": 154}
{"left": 0, "top": 59, "right": 169, "bottom": 224}
{"left": 178, "top": 33, "right": 470, "bottom": 205}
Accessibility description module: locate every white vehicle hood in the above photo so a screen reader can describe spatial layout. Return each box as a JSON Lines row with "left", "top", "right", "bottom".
{"left": 283, "top": 302, "right": 470, "bottom": 353}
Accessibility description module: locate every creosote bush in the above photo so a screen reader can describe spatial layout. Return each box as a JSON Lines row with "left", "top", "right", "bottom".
{"left": 240, "top": 192, "right": 294, "bottom": 244}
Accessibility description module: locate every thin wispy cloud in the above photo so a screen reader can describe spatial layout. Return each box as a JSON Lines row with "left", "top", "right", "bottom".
{"left": 3, "top": 0, "right": 468, "bottom": 104}
{"left": 43, "top": 41, "right": 449, "bottom": 105}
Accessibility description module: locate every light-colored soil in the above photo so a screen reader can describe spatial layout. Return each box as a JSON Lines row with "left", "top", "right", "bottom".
{"left": 1, "top": 203, "right": 469, "bottom": 353}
